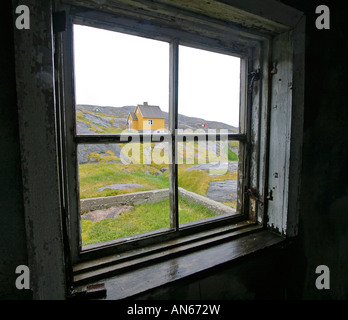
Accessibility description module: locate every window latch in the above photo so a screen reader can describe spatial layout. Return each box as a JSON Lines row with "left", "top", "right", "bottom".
{"left": 69, "top": 283, "right": 107, "bottom": 300}
{"left": 245, "top": 187, "right": 262, "bottom": 204}
{"left": 266, "top": 189, "right": 273, "bottom": 201}
{"left": 245, "top": 187, "right": 263, "bottom": 220}
{"left": 248, "top": 69, "right": 261, "bottom": 92}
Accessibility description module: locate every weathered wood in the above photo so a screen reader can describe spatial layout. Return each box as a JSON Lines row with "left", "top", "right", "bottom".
{"left": 285, "top": 15, "right": 305, "bottom": 237}
{"left": 75, "top": 133, "right": 247, "bottom": 144}
{"left": 249, "top": 44, "right": 262, "bottom": 220}
{"left": 213, "top": 0, "right": 303, "bottom": 30}
{"left": 68, "top": 3, "right": 253, "bottom": 58}
{"left": 258, "top": 39, "right": 272, "bottom": 226}
{"left": 267, "top": 30, "right": 294, "bottom": 235}
{"left": 57, "top": 14, "right": 82, "bottom": 263}
{"left": 12, "top": 0, "right": 66, "bottom": 299}
{"left": 169, "top": 40, "right": 179, "bottom": 231}
{"left": 72, "top": 229, "right": 284, "bottom": 299}
{"left": 64, "top": 0, "right": 266, "bottom": 51}
{"left": 73, "top": 223, "right": 262, "bottom": 285}
{"left": 63, "top": 0, "right": 303, "bottom": 36}
{"left": 74, "top": 220, "right": 254, "bottom": 274}
{"left": 247, "top": 39, "right": 272, "bottom": 226}
{"left": 237, "top": 58, "right": 248, "bottom": 217}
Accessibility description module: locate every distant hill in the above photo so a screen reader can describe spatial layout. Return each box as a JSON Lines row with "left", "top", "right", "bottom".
{"left": 75, "top": 104, "right": 239, "bottom": 164}
{"left": 76, "top": 104, "right": 239, "bottom": 134}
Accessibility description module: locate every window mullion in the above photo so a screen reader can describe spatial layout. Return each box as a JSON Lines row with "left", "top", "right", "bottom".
{"left": 169, "top": 40, "right": 179, "bottom": 231}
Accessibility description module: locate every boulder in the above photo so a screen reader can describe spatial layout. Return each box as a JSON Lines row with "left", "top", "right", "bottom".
{"left": 206, "top": 179, "right": 238, "bottom": 202}
{"left": 81, "top": 205, "right": 134, "bottom": 222}
{"left": 97, "top": 183, "right": 145, "bottom": 192}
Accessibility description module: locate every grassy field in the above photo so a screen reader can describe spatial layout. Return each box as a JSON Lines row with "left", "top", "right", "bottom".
{"left": 79, "top": 161, "right": 237, "bottom": 199}
{"left": 76, "top": 108, "right": 239, "bottom": 245}
{"left": 79, "top": 162, "right": 169, "bottom": 199}
{"left": 81, "top": 197, "right": 217, "bottom": 246}
{"left": 78, "top": 143, "right": 238, "bottom": 246}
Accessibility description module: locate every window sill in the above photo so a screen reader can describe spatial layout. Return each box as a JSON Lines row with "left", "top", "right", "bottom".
{"left": 70, "top": 224, "right": 285, "bottom": 300}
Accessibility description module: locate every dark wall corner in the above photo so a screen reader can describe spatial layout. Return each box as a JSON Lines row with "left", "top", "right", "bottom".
{"left": 0, "top": 1, "right": 28, "bottom": 299}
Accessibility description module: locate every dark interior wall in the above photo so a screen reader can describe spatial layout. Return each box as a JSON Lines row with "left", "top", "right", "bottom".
{"left": 0, "top": 0, "right": 347, "bottom": 299}
{"left": 278, "top": 0, "right": 348, "bottom": 299}
{"left": 133, "top": 244, "right": 291, "bottom": 300}
{"left": 0, "top": 2, "right": 28, "bottom": 299}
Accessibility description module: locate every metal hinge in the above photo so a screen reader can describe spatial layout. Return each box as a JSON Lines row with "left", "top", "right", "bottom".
{"left": 248, "top": 68, "right": 261, "bottom": 92}
{"left": 266, "top": 189, "right": 273, "bottom": 201}
{"left": 69, "top": 283, "right": 107, "bottom": 300}
{"left": 245, "top": 187, "right": 263, "bottom": 204}
{"left": 245, "top": 187, "right": 263, "bottom": 221}
{"left": 53, "top": 11, "right": 66, "bottom": 34}
{"left": 246, "top": 187, "right": 273, "bottom": 203}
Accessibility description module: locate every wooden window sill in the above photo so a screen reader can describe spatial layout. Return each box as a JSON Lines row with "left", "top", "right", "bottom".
{"left": 70, "top": 225, "right": 285, "bottom": 300}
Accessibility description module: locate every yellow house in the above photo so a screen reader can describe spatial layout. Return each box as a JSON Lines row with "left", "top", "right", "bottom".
{"left": 126, "top": 102, "right": 165, "bottom": 131}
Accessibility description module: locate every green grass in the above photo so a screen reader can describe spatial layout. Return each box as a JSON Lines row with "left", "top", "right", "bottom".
{"left": 228, "top": 148, "right": 238, "bottom": 161}
{"left": 79, "top": 162, "right": 169, "bottom": 199}
{"left": 81, "top": 197, "right": 217, "bottom": 246}
{"left": 176, "top": 164, "right": 238, "bottom": 197}
{"left": 79, "top": 161, "right": 237, "bottom": 199}
{"left": 230, "top": 141, "right": 239, "bottom": 148}
{"left": 79, "top": 159, "right": 238, "bottom": 200}
{"left": 78, "top": 142, "right": 239, "bottom": 246}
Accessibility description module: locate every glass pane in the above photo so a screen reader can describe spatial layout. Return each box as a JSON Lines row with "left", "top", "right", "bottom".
{"left": 178, "top": 45, "right": 240, "bottom": 132}
{"left": 177, "top": 136, "right": 239, "bottom": 226}
{"left": 73, "top": 25, "right": 169, "bottom": 135}
{"left": 78, "top": 142, "right": 170, "bottom": 246}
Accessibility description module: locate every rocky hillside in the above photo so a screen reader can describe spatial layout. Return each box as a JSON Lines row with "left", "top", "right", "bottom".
{"left": 76, "top": 104, "right": 239, "bottom": 164}
{"left": 76, "top": 104, "right": 238, "bottom": 134}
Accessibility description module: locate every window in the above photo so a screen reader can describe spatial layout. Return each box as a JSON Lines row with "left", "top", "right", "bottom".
{"left": 68, "top": 23, "right": 247, "bottom": 255}
{"left": 62, "top": 9, "right": 263, "bottom": 262}
{"left": 51, "top": 0, "right": 304, "bottom": 294}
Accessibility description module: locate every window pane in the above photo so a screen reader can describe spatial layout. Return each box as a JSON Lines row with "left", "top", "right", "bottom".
{"left": 177, "top": 136, "right": 239, "bottom": 226}
{"left": 78, "top": 142, "right": 170, "bottom": 246}
{"left": 178, "top": 45, "right": 240, "bottom": 132}
{"left": 73, "top": 25, "right": 169, "bottom": 134}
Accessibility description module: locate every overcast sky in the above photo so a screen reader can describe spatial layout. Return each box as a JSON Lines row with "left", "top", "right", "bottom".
{"left": 73, "top": 24, "right": 240, "bottom": 127}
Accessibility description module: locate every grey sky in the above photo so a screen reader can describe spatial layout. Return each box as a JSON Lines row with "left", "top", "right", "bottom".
{"left": 73, "top": 24, "right": 240, "bottom": 127}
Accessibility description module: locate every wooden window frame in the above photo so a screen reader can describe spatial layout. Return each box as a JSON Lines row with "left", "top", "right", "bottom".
{"left": 58, "top": 11, "right": 260, "bottom": 259}
{"left": 50, "top": 0, "right": 304, "bottom": 293}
